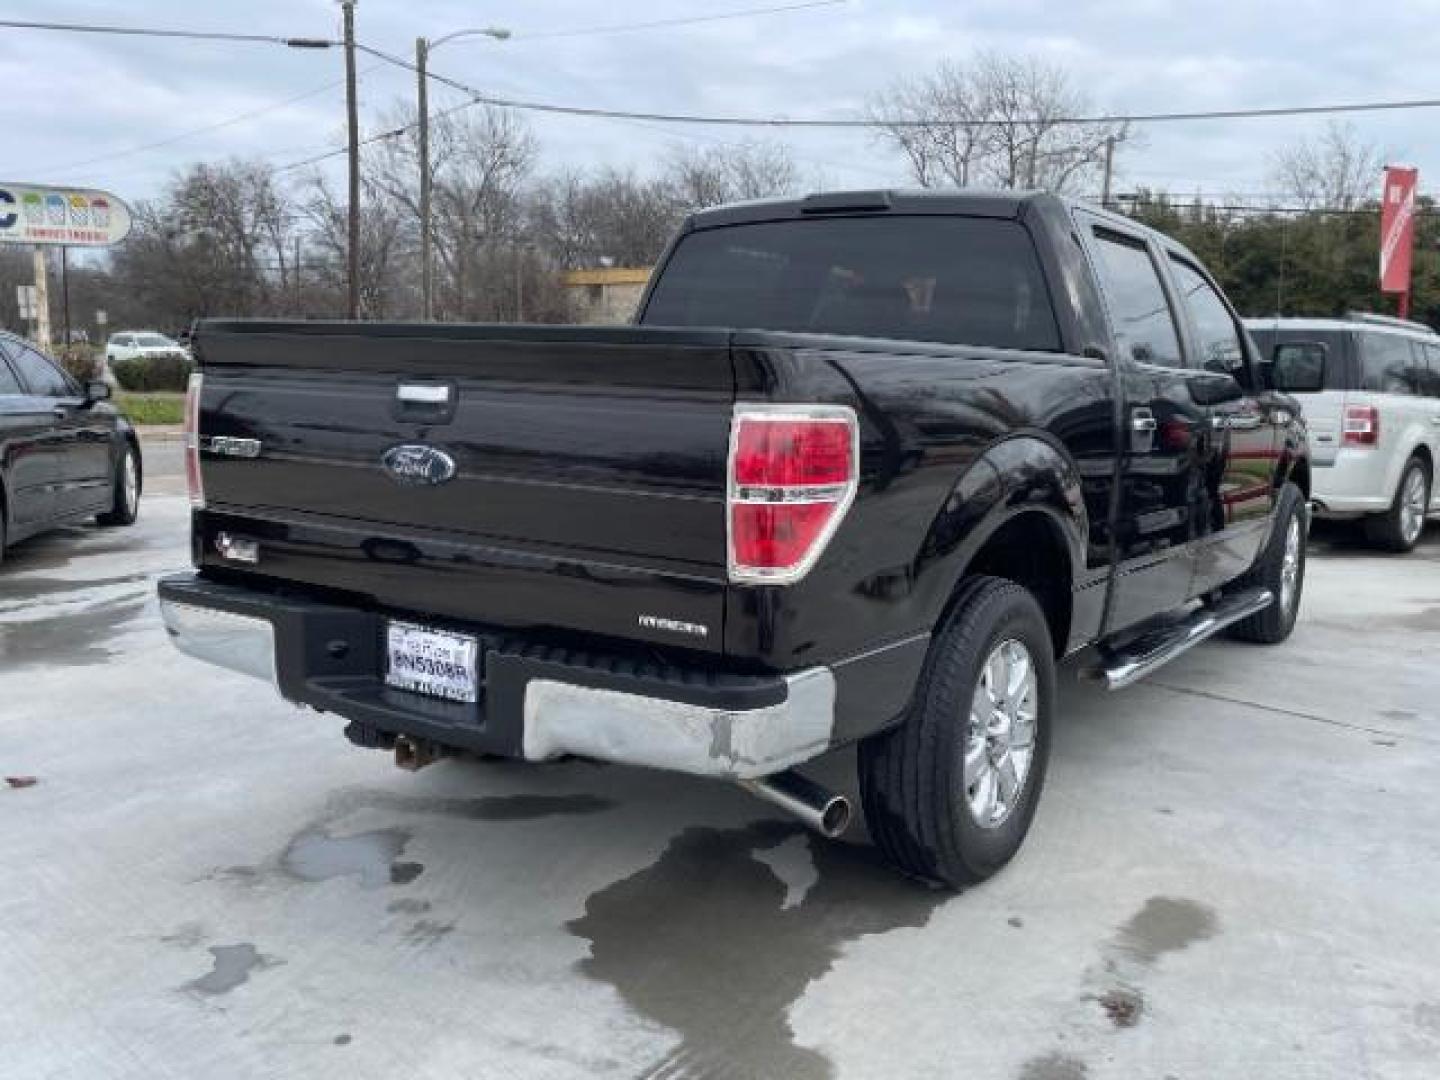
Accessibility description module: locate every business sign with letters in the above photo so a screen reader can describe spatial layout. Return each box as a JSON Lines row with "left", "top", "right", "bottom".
{"left": 0, "top": 182, "right": 132, "bottom": 247}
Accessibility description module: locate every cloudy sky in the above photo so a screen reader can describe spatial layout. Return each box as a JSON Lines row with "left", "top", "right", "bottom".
{"left": 6, "top": 0, "right": 1440, "bottom": 208}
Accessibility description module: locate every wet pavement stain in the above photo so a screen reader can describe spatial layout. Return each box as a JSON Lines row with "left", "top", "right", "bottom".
{"left": 160, "top": 922, "right": 207, "bottom": 948}
{"left": 282, "top": 827, "right": 418, "bottom": 890}
{"left": 0, "top": 571, "right": 149, "bottom": 604}
{"left": 1113, "top": 896, "right": 1219, "bottom": 965}
{"left": 0, "top": 596, "right": 147, "bottom": 670}
{"left": 403, "top": 918, "right": 456, "bottom": 947}
{"left": 568, "top": 821, "right": 945, "bottom": 1080}
{"left": 320, "top": 789, "right": 615, "bottom": 823}
{"left": 1017, "top": 1052, "right": 1088, "bottom": 1080}
{"left": 185, "top": 943, "right": 281, "bottom": 996}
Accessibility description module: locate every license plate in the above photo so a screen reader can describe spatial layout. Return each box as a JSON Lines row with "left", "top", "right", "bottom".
{"left": 384, "top": 620, "right": 479, "bottom": 703}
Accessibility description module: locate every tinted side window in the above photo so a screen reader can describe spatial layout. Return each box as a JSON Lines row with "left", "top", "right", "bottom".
{"left": 1360, "top": 333, "right": 1417, "bottom": 395}
{"left": 1090, "top": 230, "right": 1183, "bottom": 368}
{"left": 1169, "top": 257, "right": 1243, "bottom": 373}
{"left": 641, "top": 215, "right": 1062, "bottom": 352}
{"left": 9, "top": 345, "right": 76, "bottom": 397}
{"left": 1423, "top": 343, "right": 1440, "bottom": 398}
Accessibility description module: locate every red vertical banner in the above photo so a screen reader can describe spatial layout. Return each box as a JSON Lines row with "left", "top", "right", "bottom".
{"left": 1380, "top": 166, "right": 1418, "bottom": 315}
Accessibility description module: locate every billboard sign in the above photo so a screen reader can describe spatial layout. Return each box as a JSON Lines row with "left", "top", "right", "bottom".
{"left": 1379, "top": 166, "right": 1418, "bottom": 296}
{"left": 0, "top": 182, "right": 132, "bottom": 247}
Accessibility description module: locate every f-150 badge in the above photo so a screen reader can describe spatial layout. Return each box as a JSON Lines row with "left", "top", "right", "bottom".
{"left": 382, "top": 444, "right": 457, "bottom": 486}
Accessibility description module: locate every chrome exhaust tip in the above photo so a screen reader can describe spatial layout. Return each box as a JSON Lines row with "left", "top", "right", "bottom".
{"left": 740, "top": 770, "right": 852, "bottom": 838}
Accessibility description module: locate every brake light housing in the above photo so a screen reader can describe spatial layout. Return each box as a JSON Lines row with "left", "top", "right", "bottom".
{"left": 1342, "top": 404, "right": 1379, "bottom": 447}
{"left": 183, "top": 371, "right": 205, "bottom": 508}
{"left": 727, "top": 404, "right": 859, "bottom": 584}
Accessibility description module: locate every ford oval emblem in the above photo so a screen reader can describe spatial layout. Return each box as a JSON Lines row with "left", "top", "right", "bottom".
{"left": 382, "top": 444, "right": 457, "bottom": 486}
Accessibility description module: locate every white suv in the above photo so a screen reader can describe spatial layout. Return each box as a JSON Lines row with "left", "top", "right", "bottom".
{"left": 1247, "top": 313, "right": 1439, "bottom": 551}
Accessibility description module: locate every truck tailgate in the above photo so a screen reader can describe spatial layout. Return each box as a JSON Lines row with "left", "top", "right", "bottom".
{"left": 193, "top": 323, "right": 735, "bottom": 654}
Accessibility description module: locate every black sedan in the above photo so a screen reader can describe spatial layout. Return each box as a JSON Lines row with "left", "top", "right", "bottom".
{"left": 0, "top": 331, "right": 141, "bottom": 563}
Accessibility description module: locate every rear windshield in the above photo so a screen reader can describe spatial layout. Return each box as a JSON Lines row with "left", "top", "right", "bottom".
{"left": 641, "top": 215, "right": 1061, "bottom": 352}
{"left": 1248, "top": 327, "right": 1352, "bottom": 391}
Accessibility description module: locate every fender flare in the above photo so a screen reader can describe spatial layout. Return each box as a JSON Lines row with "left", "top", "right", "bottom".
{"left": 912, "top": 432, "right": 1090, "bottom": 628}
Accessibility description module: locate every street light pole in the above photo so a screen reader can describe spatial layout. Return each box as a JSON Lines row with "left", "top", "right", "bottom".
{"left": 416, "top": 35, "right": 431, "bottom": 319}
{"left": 415, "top": 26, "right": 509, "bottom": 322}
{"left": 342, "top": 0, "right": 361, "bottom": 320}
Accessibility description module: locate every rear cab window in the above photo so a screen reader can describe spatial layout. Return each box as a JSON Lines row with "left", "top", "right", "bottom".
{"left": 640, "top": 215, "right": 1062, "bottom": 352}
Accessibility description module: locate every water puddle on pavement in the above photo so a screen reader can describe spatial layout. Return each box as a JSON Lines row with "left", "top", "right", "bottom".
{"left": 568, "top": 821, "right": 945, "bottom": 1080}
{"left": 282, "top": 827, "right": 419, "bottom": 890}
{"left": 0, "top": 595, "right": 148, "bottom": 670}
{"left": 185, "top": 943, "right": 280, "bottom": 996}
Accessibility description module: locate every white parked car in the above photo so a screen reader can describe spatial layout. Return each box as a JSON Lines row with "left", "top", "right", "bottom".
{"left": 1247, "top": 313, "right": 1440, "bottom": 551}
{"left": 105, "top": 331, "right": 189, "bottom": 364}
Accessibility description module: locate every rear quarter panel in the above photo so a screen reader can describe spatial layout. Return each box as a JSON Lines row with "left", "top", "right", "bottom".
{"left": 724, "top": 339, "right": 1116, "bottom": 672}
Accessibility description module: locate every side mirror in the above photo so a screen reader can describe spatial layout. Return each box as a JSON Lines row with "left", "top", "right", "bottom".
{"left": 85, "top": 380, "right": 112, "bottom": 404}
{"left": 1270, "top": 342, "right": 1326, "bottom": 393}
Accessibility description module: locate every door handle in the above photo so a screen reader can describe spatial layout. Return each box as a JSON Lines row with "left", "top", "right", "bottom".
{"left": 1130, "top": 411, "right": 1158, "bottom": 433}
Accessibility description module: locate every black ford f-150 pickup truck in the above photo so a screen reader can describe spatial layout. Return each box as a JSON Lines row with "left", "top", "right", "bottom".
{"left": 159, "top": 190, "right": 1309, "bottom": 888}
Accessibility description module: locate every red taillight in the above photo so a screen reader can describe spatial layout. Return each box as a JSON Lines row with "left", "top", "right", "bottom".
{"left": 183, "top": 372, "right": 205, "bottom": 508}
{"left": 1342, "top": 404, "right": 1379, "bottom": 447}
{"left": 727, "top": 406, "right": 858, "bottom": 584}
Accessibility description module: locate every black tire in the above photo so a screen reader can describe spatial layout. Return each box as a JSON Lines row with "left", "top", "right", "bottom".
{"left": 858, "top": 575, "right": 1054, "bottom": 889}
{"left": 97, "top": 442, "right": 140, "bottom": 527}
{"left": 1229, "top": 481, "right": 1307, "bottom": 644}
{"left": 1363, "top": 457, "right": 1430, "bottom": 553}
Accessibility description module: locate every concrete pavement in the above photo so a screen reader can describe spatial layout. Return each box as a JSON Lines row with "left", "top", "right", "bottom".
{"left": 1, "top": 488, "right": 1438, "bottom": 1080}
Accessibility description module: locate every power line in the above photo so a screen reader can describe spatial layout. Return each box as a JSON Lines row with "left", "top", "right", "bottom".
{"left": 0, "top": 17, "right": 333, "bottom": 49}
{"left": 513, "top": 1, "right": 846, "bottom": 40}
{"left": 356, "top": 42, "right": 1440, "bottom": 130}
{"left": 36, "top": 75, "right": 363, "bottom": 177}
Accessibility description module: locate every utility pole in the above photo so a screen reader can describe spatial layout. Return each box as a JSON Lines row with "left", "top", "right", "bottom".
{"left": 342, "top": 0, "right": 361, "bottom": 319}
{"left": 1101, "top": 135, "right": 1116, "bottom": 209}
{"left": 414, "top": 26, "right": 510, "bottom": 323}
{"left": 417, "top": 36, "right": 432, "bottom": 319}
{"left": 31, "top": 247, "right": 51, "bottom": 349}
{"left": 60, "top": 246, "right": 71, "bottom": 347}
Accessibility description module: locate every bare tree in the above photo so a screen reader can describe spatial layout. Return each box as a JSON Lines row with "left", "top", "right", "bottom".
{"left": 107, "top": 160, "right": 302, "bottom": 324}
{"left": 300, "top": 171, "right": 412, "bottom": 318}
{"left": 529, "top": 168, "right": 678, "bottom": 269}
{"left": 1269, "top": 121, "right": 1383, "bottom": 211}
{"left": 662, "top": 140, "right": 800, "bottom": 211}
{"left": 867, "top": 62, "right": 992, "bottom": 188}
{"left": 869, "top": 52, "right": 1127, "bottom": 194}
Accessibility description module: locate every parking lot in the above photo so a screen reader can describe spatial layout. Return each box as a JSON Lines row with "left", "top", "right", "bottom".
{"left": 2, "top": 447, "right": 1438, "bottom": 1080}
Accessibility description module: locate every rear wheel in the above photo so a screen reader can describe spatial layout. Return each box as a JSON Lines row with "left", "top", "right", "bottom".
{"left": 97, "top": 443, "right": 140, "bottom": 527}
{"left": 858, "top": 576, "right": 1054, "bottom": 889}
{"left": 1364, "top": 457, "right": 1430, "bottom": 553}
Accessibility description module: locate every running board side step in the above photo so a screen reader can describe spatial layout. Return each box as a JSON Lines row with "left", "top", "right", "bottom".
{"left": 1086, "top": 588, "right": 1274, "bottom": 691}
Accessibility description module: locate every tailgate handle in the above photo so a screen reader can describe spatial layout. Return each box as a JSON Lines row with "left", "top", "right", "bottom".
{"left": 398, "top": 383, "right": 451, "bottom": 405}
{"left": 393, "top": 381, "right": 458, "bottom": 425}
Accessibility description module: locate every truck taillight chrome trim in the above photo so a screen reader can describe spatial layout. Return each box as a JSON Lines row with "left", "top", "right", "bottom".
{"left": 727, "top": 403, "right": 859, "bottom": 585}
{"left": 183, "top": 371, "right": 205, "bottom": 508}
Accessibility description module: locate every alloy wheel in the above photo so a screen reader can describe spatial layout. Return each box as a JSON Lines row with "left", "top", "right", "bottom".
{"left": 964, "top": 638, "right": 1038, "bottom": 829}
